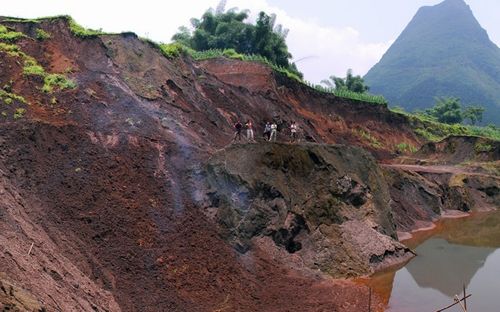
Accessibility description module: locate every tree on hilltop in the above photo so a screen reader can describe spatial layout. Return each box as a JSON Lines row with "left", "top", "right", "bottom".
{"left": 321, "top": 69, "right": 370, "bottom": 93}
{"left": 425, "top": 97, "right": 464, "bottom": 124}
{"left": 463, "top": 105, "right": 485, "bottom": 126}
{"left": 172, "top": 1, "right": 302, "bottom": 77}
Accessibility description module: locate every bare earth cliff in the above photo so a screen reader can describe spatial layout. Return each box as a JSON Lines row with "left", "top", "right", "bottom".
{"left": 0, "top": 17, "right": 498, "bottom": 312}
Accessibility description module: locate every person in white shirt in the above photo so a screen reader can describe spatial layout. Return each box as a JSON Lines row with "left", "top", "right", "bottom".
{"left": 245, "top": 120, "right": 255, "bottom": 142}
{"left": 290, "top": 121, "right": 298, "bottom": 143}
{"left": 269, "top": 122, "right": 277, "bottom": 142}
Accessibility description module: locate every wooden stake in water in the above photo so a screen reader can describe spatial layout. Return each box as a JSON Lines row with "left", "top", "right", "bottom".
{"left": 454, "top": 295, "right": 467, "bottom": 312}
{"left": 463, "top": 284, "right": 467, "bottom": 311}
{"left": 435, "top": 294, "right": 471, "bottom": 312}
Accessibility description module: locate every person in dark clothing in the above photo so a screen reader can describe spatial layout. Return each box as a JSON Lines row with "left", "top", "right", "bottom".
{"left": 263, "top": 122, "right": 271, "bottom": 140}
{"left": 234, "top": 120, "right": 243, "bottom": 141}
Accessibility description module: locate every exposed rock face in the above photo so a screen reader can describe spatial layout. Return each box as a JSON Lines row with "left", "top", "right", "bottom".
{"left": 202, "top": 143, "right": 412, "bottom": 277}
{"left": 384, "top": 165, "right": 500, "bottom": 233}
{"left": 415, "top": 136, "right": 500, "bottom": 164}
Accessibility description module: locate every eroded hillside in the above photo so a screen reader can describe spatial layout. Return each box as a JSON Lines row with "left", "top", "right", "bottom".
{"left": 0, "top": 16, "right": 498, "bottom": 312}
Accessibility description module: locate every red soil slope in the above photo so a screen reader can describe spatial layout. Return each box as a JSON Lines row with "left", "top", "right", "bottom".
{"left": 0, "top": 17, "right": 428, "bottom": 311}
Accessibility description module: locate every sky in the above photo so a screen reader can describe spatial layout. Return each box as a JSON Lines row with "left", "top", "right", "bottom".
{"left": 2, "top": 0, "right": 499, "bottom": 83}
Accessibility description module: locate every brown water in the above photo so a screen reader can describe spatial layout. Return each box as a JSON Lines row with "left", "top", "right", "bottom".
{"left": 366, "top": 210, "right": 500, "bottom": 312}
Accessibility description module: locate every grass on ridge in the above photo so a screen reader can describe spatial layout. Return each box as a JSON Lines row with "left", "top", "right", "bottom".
{"left": 390, "top": 108, "right": 500, "bottom": 142}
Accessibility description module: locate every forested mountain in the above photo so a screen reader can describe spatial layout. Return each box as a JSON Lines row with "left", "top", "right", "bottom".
{"left": 364, "top": 0, "right": 500, "bottom": 125}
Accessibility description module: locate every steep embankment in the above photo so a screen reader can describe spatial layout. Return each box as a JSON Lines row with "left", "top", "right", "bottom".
{"left": 384, "top": 136, "right": 499, "bottom": 237}
{"left": 0, "top": 16, "right": 424, "bottom": 312}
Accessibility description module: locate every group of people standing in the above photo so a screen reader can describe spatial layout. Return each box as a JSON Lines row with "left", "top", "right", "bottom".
{"left": 233, "top": 119, "right": 298, "bottom": 143}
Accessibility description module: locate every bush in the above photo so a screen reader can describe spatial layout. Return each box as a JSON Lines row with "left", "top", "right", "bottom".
{"left": 222, "top": 49, "right": 244, "bottom": 60}
{"left": 13, "top": 108, "right": 26, "bottom": 119}
{"left": 42, "top": 74, "right": 77, "bottom": 93}
{"left": 395, "top": 143, "right": 417, "bottom": 154}
{"left": 475, "top": 142, "right": 493, "bottom": 153}
{"left": 0, "top": 25, "right": 27, "bottom": 42}
{"left": 0, "top": 89, "right": 27, "bottom": 104}
{"left": 158, "top": 43, "right": 186, "bottom": 59}
{"left": 0, "top": 42, "right": 21, "bottom": 56}
{"left": 35, "top": 28, "right": 51, "bottom": 40}
{"left": 23, "top": 58, "right": 46, "bottom": 76}
{"left": 67, "top": 16, "right": 104, "bottom": 38}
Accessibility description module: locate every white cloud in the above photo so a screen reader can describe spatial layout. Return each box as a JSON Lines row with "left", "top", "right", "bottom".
{"left": 227, "top": 0, "right": 392, "bottom": 83}
{"left": 2, "top": 0, "right": 392, "bottom": 83}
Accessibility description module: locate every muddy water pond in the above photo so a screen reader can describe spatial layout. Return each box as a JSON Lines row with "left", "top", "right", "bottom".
{"left": 367, "top": 210, "right": 500, "bottom": 312}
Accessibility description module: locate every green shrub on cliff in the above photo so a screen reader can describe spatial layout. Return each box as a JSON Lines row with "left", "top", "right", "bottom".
{"left": 0, "top": 89, "right": 27, "bottom": 105}
{"left": 42, "top": 74, "right": 77, "bottom": 93}
{"left": 158, "top": 42, "right": 187, "bottom": 59}
{"left": 68, "top": 17, "right": 104, "bottom": 38}
{"left": 474, "top": 142, "right": 493, "bottom": 153}
{"left": 0, "top": 42, "right": 21, "bottom": 56}
{"left": 23, "top": 59, "right": 46, "bottom": 76}
{"left": 392, "top": 108, "right": 500, "bottom": 142}
{"left": 0, "top": 25, "right": 27, "bottom": 42}
{"left": 35, "top": 28, "right": 51, "bottom": 40}
{"left": 13, "top": 108, "right": 26, "bottom": 119}
{"left": 395, "top": 143, "right": 417, "bottom": 154}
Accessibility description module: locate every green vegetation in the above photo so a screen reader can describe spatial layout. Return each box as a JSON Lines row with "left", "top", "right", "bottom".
{"left": 314, "top": 69, "right": 387, "bottom": 106}
{"left": 463, "top": 105, "right": 485, "bottom": 126}
{"left": 67, "top": 17, "right": 105, "bottom": 37}
{"left": 0, "top": 24, "right": 26, "bottom": 42}
{"left": 310, "top": 83, "right": 388, "bottom": 106}
{"left": 13, "top": 108, "right": 26, "bottom": 119}
{"left": 1, "top": 21, "right": 76, "bottom": 97}
{"left": 474, "top": 142, "right": 493, "bottom": 153}
{"left": 391, "top": 108, "right": 500, "bottom": 142}
{"left": 395, "top": 142, "right": 418, "bottom": 154}
{"left": 172, "top": 1, "right": 302, "bottom": 78}
{"left": 354, "top": 128, "right": 383, "bottom": 149}
{"left": 420, "top": 97, "right": 485, "bottom": 126}
{"left": 3, "top": 15, "right": 105, "bottom": 38}
{"left": 364, "top": 0, "right": 500, "bottom": 125}
{"left": 0, "top": 42, "right": 22, "bottom": 56}
{"left": 0, "top": 89, "right": 28, "bottom": 120}
{"left": 35, "top": 28, "right": 51, "bottom": 40}
{"left": 424, "top": 97, "right": 464, "bottom": 124}
{"left": 0, "top": 89, "right": 27, "bottom": 105}
{"left": 321, "top": 69, "right": 370, "bottom": 93}
{"left": 23, "top": 59, "right": 46, "bottom": 76}
{"left": 158, "top": 42, "right": 188, "bottom": 59}
{"left": 42, "top": 74, "right": 77, "bottom": 93}
{"left": 2, "top": 18, "right": 41, "bottom": 24}
{"left": 22, "top": 57, "right": 76, "bottom": 93}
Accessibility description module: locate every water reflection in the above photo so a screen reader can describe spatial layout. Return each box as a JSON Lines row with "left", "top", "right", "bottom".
{"left": 366, "top": 210, "right": 500, "bottom": 311}
{"left": 406, "top": 239, "right": 494, "bottom": 297}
